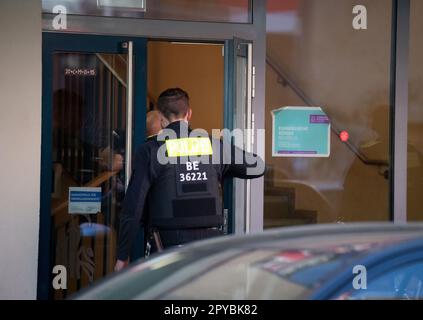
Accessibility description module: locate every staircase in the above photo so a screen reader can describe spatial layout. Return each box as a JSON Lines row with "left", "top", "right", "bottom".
{"left": 264, "top": 167, "right": 317, "bottom": 229}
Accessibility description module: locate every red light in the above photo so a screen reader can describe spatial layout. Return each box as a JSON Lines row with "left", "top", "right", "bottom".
{"left": 340, "top": 131, "right": 349, "bottom": 142}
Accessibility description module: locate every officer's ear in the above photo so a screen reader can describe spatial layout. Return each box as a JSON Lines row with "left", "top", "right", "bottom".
{"left": 186, "top": 108, "right": 192, "bottom": 121}
{"left": 160, "top": 115, "right": 169, "bottom": 129}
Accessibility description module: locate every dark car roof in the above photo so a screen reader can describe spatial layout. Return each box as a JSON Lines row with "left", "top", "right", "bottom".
{"left": 75, "top": 223, "right": 423, "bottom": 300}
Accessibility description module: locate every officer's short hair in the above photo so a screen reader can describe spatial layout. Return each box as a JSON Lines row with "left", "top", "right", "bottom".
{"left": 157, "top": 88, "right": 189, "bottom": 119}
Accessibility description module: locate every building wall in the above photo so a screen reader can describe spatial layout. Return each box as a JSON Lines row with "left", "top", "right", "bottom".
{"left": 0, "top": 0, "right": 41, "bottom": 299}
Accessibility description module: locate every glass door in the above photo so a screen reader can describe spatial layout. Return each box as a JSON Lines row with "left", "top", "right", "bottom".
{"left": 224, "top": 38, "right": 254, "bottom": 235}
{"left": 39, "top": 34, "right": 147, "bottom": 299}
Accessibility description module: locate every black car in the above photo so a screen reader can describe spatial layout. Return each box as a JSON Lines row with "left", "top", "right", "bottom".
{"left": 75, "top": 223, "right": 423, "bottom": 300}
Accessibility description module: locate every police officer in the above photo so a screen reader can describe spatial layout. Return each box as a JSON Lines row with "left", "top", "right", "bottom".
{"left": 114, "top": 88, "right": 264, "bottom": 271}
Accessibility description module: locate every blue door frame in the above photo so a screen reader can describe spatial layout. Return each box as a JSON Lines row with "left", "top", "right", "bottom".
{"left": 38, "top": 33, "right": 147, "bottom": 299}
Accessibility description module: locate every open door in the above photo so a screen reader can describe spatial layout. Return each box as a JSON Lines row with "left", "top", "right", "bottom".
{"left": 224, "top": 38, "right": 254, "bottom": 235}
{"left": 39, "top": 34, "right": 147, "bottom": 299}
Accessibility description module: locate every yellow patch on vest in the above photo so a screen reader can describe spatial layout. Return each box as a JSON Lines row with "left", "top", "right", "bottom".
{"left": 165, "top": 137, "right": 213, "bottom": 157}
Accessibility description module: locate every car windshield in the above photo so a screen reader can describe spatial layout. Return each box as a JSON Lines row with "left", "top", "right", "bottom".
{"left": 148, "top": 248, "right": 343, "bottom": 300}
{"left": 132, "top": 243, "right": 381, "bottom": 299}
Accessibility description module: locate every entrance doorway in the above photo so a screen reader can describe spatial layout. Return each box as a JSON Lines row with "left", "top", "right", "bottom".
{"left": 145, "top": 39, "right": 254, "bottom": 236}
{"left": 39, "top": 34, "right": 252, "bottom": 299}
{"left": 147, "top": 41, "right": 224, "bottom": 133}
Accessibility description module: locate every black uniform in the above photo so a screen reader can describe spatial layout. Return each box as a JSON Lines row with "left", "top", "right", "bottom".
{"left": 116, "top": 120, "right": 265, "bottom": 261}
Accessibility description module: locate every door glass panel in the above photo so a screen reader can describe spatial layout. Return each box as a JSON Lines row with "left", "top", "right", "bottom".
{"left": 51, "top": 52, "right": 127, "bottom": 298}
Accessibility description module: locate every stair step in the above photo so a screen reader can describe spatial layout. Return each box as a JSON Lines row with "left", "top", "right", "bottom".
{"left": 263, "top": 185, "right": 317, "bottom": 225}
{"left": 264, "top": 216, "right": 316, "bottom": 229}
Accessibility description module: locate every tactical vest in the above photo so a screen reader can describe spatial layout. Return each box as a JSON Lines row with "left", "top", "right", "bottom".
{"left": 148, "top": 137, "right": 223, "bottom": 230}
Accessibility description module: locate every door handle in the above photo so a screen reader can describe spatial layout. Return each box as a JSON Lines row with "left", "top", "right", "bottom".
{"left": 125, "top": 41, "right": 134, "bottom": 191}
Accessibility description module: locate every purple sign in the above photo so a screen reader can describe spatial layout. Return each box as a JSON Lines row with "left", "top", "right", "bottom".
{"left": 278, "top": 151, "right": 317, "bottom": 155}
{"left": 310, "top": 115, "right": 330, "bottom": 124}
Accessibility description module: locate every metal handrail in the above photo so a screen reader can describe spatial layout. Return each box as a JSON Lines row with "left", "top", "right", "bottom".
{"left": 266, "top": 56, "right": 389, "bottom": 167}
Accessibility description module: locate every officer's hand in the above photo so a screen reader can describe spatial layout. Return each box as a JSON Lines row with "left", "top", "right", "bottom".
{"left": 114, "top": 259, "right": 129, "bottom": 272}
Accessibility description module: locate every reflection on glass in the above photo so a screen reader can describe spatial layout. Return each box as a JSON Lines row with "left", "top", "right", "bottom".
{"left": 408, "top": 0, "right": 423, "bottom": 222}
{"left": 162, "top": 250, "right": 311, "bottom": 300}
{"left": 51, "top": 52, "right": 127, "bottom": 298}
{"left": 42, "top": 0, "right": 252, "bottom": 24}
{"left": 264, "top": 0, "right": 392, "bottom": 228}
{"left": 337, "top": 261, "right": 423, "bottom": 300}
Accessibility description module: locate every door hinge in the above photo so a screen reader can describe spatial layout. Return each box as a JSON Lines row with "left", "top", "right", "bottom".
{"left": 223, "top": 208, "right": 229, "bottom": 234}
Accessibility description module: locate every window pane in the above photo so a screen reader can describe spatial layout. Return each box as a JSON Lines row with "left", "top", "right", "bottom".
{"left": 264, "top": 0, "right": 392, "bottom": 228}
{"left": 42, "top": 0, "right": 252, "bottom": 23}
{"left": 408, "top": 0, "right": 423, "bottom": 222}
